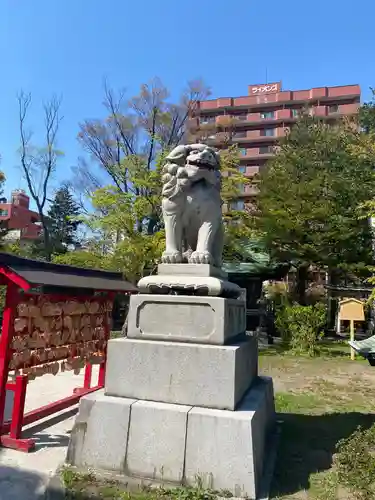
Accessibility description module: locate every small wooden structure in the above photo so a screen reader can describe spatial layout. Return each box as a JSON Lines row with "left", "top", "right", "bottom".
{"left": 0, "top": 253, "right": 137, "bottom": 452}
{"left": 339, "top": 298, "right": 365, "bottom": 360}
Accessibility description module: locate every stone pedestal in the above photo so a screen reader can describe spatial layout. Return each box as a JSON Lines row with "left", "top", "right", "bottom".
{"left": 127, "top": 294, "right": 246, "bottom": 345}
{"left": 105, "top": 337, "right": 258, "bottom": 410}
{"left": 68, "top": 264, "right": 275, "bottom": 499}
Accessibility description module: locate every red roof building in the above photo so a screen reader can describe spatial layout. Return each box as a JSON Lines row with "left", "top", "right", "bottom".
{"left": 188, "top": 82, "right": 361, "bottom": 208}
{"left": 0, "top": 190, "right": 41, "bottom": 241}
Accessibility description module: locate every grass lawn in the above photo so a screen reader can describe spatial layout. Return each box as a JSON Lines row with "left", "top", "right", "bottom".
{"left": 260, "top": 341, "right": 375, "bottom": 499}
{"left": 61, "top": 340, "right": 375, "bottom": 500}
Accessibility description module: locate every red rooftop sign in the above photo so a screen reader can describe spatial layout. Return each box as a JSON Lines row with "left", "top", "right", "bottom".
{"left": 248, "top": 82, "right": 281, "bottom": 95}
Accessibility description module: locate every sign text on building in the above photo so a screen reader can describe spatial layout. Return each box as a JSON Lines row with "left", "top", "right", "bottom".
{"left": 249, "top": 82, "right": 281, "bottom": 95}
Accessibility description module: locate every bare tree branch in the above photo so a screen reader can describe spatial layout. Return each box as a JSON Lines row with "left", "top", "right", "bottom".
{"left": 17, "top": 91, "right": 63, "bottom": 259}
{"left": 72, "top": 77, "right": 210, "bottom": 231}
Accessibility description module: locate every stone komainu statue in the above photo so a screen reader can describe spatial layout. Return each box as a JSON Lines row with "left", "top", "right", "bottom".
{"left": 161, "top": 143, "right": 223, "bottom": 267}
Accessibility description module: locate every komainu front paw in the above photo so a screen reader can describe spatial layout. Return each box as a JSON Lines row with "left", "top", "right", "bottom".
{"left": 161, "top": 251, "right": 183, "bottom": 264}
{"left": 188, "top": 251, "right": 213, "bottom": 264}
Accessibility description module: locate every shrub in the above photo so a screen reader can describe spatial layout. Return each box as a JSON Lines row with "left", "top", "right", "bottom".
{"left": 275, "top": 303, "right": 326, "bottom": 356}
{"left": 334, "top": 424, "right": 375, "bottom": 499}
{"left": 263, "top": 281, "right": 291, "bottom": 310}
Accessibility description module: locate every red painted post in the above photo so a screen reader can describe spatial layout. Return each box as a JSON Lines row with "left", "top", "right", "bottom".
{"left": 0, "top": 284, "right": 18, "bottom": 434}
{"left": 9, "top": 375, "right": 28, "bottom": 439}
{"left": 98, "top": 362, "right": 106, "bottom": 387}
{"left": 83, "top": 363, "right": 92, "bottom": 389}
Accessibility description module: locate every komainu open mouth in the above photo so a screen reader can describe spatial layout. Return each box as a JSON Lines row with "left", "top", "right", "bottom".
{"left": 187, "top": 158, "right": 216, "bottom": 170}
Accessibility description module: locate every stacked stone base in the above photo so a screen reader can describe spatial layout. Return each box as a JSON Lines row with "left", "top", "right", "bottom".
{"left": 67, "top": 377, "right": 274, "bottom": 499}
{"left": 67, "top": 265, "right": 276, "bottom": 499}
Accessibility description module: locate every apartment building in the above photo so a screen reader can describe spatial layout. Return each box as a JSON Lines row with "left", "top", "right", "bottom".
{"left": 188, "top": 82, "right": 361, "bottom": 209}
{"left": 0, "top": 189, "right": 41, "bottom": 241}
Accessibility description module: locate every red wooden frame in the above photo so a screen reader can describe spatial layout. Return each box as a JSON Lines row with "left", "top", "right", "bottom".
{"left": 0, "top": 274, "right": 120, "bottom": 452}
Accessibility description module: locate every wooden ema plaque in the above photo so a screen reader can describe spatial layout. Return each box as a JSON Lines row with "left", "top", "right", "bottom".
{"left": 10, "top": 295, "right": 112, "bottom": 378}
{"left": 0, "top": 252, "right": 137, "bottom": 453}
{"left": 0, "top": 291, "right": 113, "bottom": 452}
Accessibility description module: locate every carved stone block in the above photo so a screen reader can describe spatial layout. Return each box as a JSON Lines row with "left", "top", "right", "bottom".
{"left": 137, "top": 275, "right": 241, "bottom": 298}
{"left": 157, "top": 263, "right": 227, "bottom": 279}
{"left": 127, "top": 294, "right": 246, "bottom": 345}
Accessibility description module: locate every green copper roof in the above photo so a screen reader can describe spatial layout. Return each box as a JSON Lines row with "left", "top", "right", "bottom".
{"left": 222, "top": 239, "right": 289, "bottom": 278}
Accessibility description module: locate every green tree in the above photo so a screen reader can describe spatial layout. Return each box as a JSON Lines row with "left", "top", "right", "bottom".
{"left": 255, "top": 114, "right": 375, "bottom": 304}
{"left": 359, "top": 88, "right": 375, "bottom": 134}
{"left": 52, "top": 248, "right": 110, "bottom": 270}
{"left": 71, "top": 78, "right": 211, "bottom": 210}
{"left": 57, "top": 146, "right": 249, "bottom": 282}
{"left": 47, "top": 185, "right": 81, "bottom": 254}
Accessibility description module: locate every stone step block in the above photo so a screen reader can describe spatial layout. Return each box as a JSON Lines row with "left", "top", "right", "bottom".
{"left": 66, "top": 390, "right": 135, "bottom": 471}
{"left": 185, "top": 376, "right": 275, "bottom": 498}
{"left": 67, "top": 377, "right": 275, "bottom": 499}
{"left": 127, "top": 294, "right": 246, "bottom": 345}
{"left": 126, "top": 400, "right": 192, "bottom": 482}
{"left": 105, "top": 337, "right": 258, "bottom": 410}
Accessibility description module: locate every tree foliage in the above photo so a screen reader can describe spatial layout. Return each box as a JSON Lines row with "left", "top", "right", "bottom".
{"left": 57, "top": 145, "right": 249, "bottom": 281}
{"left": 70, "top": 78, "right": 211, "bottom": 208}
{"left": 254, "top": 114, "right": 375, "bottom": 300}
{"left": 46, "top": 185, "right": 81, "bottom": 255}
{"left": 359, "top": 88, "right": 375, "bottom": 134}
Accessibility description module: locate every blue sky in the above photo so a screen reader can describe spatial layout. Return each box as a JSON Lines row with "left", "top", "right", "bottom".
{"left": 0, "top": 0, "right": 374, "bottom": 205}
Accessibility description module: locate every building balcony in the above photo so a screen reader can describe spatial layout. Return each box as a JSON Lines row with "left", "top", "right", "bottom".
{"left": 313, "top": 106, "right": 327, "bottom": 117}
{"left": 328, "top": 85, "right": 360, "bottom": 98}
{"left": 238, "top": 147, "right": 275, "bottom": 160}
{"left": 335, "top": 102, "right": 359, "bottom": 115}
{"left": 238, "top": 184, "right": 259, "bottom": 197}
{"left": 245, "top": 166, "right": 260, "bottom": 177}
{"left": 234, "top": 132, "right": 279, "bottom": 144}
{"left": 194, "top": 101, "right": 359, "bottom": 136}
{"left": 196, "top": 85, "right": 360, "bottom": 112}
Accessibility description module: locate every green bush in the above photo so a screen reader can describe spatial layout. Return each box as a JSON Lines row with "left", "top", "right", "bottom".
{"left": 275, "top": 303, "right": 326, "bottom": 356}
{"left": 334, "top": 424, "right": 375, "bottom": 499}
{"left": 263, "top": 281, "right": 291, "bottom": 310}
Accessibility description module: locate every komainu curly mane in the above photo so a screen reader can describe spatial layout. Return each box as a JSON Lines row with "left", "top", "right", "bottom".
{"left": 161, "top": 144, "right": 223, "bottom": 267}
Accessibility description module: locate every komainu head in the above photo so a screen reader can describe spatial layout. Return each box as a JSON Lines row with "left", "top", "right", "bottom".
{"left": 161, "top": 144, "right": 220, "bottom": 199}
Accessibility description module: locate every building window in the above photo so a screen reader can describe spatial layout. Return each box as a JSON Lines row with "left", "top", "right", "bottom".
{"left": 200, "top": 116, "right": 216, "bottom": 124}
{"left": 261, "top": 128, "right": 275, "bottom": 137}
{"left": 0, "top": 209, "right": 8, "bottom": 216}
{"left": 292, "top": 109, "right": 299, "bottom": 117}
{"left": 328, "top": 104, "right": 339, "bottom": 114}
{"left": 234, "top": 131, "right": 247, "bottom": 139}
{"left": 239, "top": 148, "right": 247, "bottom": 156}
{"left": 234, "top": 114, "right": 248, "bottom": 121}
{"left": 259, "top": 146, "right": 273, "bottom": 155}
{"left": 239, "top": 166, "right": 246, "bottom": 174}
{"left": 230, "top": 200, "right": 245, "bottom": 211}
{"left": 260, "top": 111, "right": 275, "bottom": 119}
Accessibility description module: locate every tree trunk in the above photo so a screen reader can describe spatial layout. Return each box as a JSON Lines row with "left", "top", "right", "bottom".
{"left": 327, "top": 268, "right": 341, "bottom": 332}
{"left": 39, "top": 212, "right": 51, "bottom": 261}
{"left": 295, "top": 264, "right": 309, "bottom": 305}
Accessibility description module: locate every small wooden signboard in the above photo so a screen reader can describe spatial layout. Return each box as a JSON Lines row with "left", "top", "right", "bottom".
{"left": 339, "top": 298, "right": 365, "bottom": 360}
